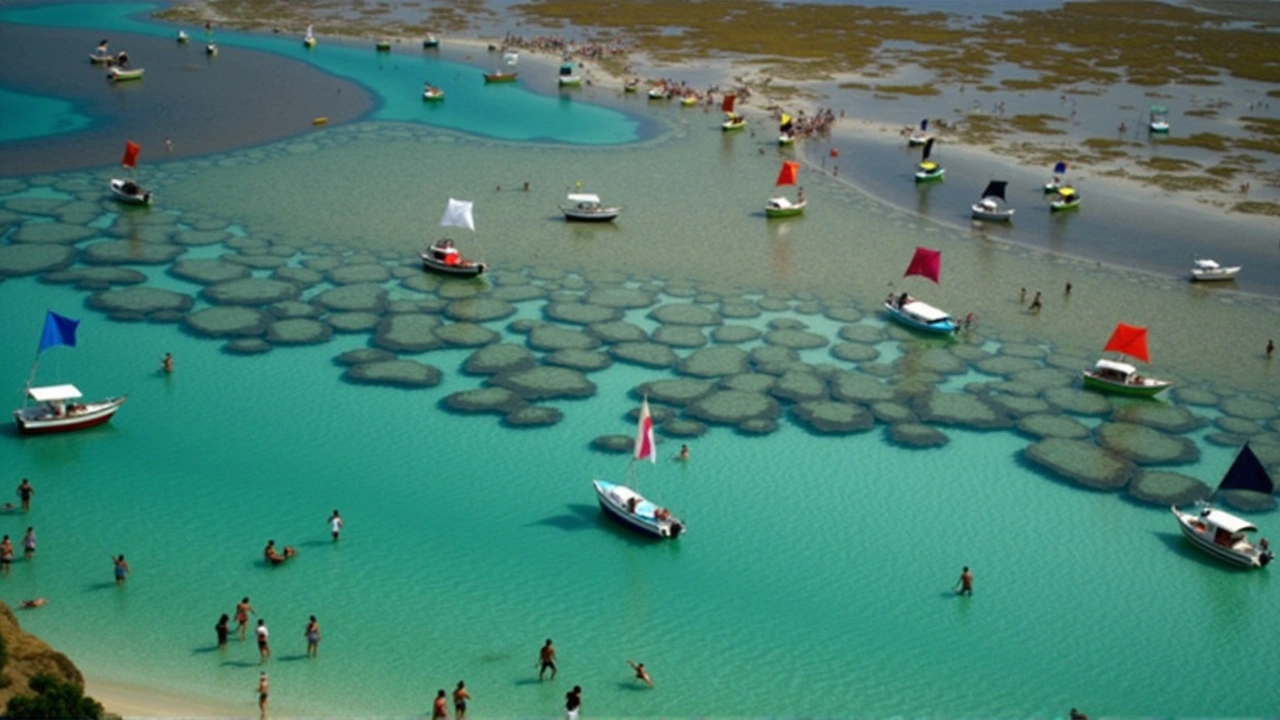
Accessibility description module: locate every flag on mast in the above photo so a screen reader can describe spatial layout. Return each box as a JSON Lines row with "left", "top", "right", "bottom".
{"left": 634, "top": 397, "right": 656, "bottom": 464}
{"left": 38, "top": 311, "right": 79, "bottom": 353}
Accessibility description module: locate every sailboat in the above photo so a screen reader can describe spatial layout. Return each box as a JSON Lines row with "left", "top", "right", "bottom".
{"left": 778, "top": 113, "right": 796, "bottom": 146}
{"left": 1081, "top": 322, "right": 1173, "bottom": 397}
{"left": 110, "top": 140, "right": 152, "bottom": 205}
{"left": 557, "top": 60, "right": 582, "bottom": 87}
{"left": 13, "top": 311, "right": 127, "bottom": 435}
{"left": 1149, "top": 104, "right": 1170, "bottom": 133}
{"left": 420, "top": 198, "right": 487, "bottom": 277}
{"left": 765, "top": 160, "right": 805, "bottom": 218}
{"left": 1050, "top": 185, "right": 1081, "bottom": 212}
{"left": 303, "top": 25, "right": 316, "bottom": 48}
{"left": 484, "top": 51, "right": 518, "bottom": 83}
{"left": 423, "top": 34, "right": 440, "bottom": 49}
{"left": 591, "top": 397, "right": 686, "bottom": 539}
{"left": 90, "top": 39, "right": 113, "bottom": 63}
{"left": 1171, "top": 444, "right": 1274, "bottom": 568}
{"left": 914, "top": 138, "right": 944, "bottom": 182}
{"left": 1044, "top": 161, "right": 1069, "bottom": 193}
{"left": 907, "top": 118, "right": 933, "bottom": 146}
{"left": 883, "top": 246, "right": 957, "bottom": 335}
{"left": 721, "top": 93, "right": 745, "bottom": 131}
{"left": 971, "top": 180, "right": 1015, "bottom": 222}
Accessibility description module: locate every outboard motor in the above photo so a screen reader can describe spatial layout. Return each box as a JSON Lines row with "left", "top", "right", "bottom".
{"left": 669, "top": 522, "right": 683, "bottom": 539}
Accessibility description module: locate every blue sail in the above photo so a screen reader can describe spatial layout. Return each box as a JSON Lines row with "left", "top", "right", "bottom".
{"left": 38, "top": 311, "right": 79, "bottom": 353}
{"left": 1217, "top": 443, "right": 1275, "bottom": 495}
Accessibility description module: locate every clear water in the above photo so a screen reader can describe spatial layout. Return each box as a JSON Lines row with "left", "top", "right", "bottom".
{"left": 2, "top": 3, "right": 1280, "bottom": 719}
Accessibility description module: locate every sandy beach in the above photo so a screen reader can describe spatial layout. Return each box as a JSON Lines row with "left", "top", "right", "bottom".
{"left": 86, "top": 681, "right": 244, "bottom": 719}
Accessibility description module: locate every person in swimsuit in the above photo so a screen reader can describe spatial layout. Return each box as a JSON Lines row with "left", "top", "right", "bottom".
{"left": 16, "top": 478, "right": 33, "bottom": 512}
{"left": 538, "top": 638, "right": 557, "bottom": 680}
{"left": 256, "top": 619, "right": 270, "bottom": 663}
{"left": 257, "top": 672, "right": 269, "bottom": 718}
{"left": 453, "top": 681, "right": 471, "bottom": 719}
{"left": 162, "top": 353, "right": 174, "bottom": 373}
{"left": 0, "top": 536, "right": 13, "bottom": 575}
{"left": 627, "top": 660, "right": 654, "bottom": 687}
{"left": 19, "top": 598, "right": 47, "bottom": 609}
{"left": 112, "top": 554, "right": 129, "bottom": 585}
{"left": 304, "top": 615, "right": 321, "bottom": 657}
{"left": 329, "top": 510, "right": 344, "bottom": 541}
{"left": 22, "top": 527, "right": 36, "bottom": 559}
{"left": 236, "top": 597, "right": 256, "bottom": 640}
{"left": 215, "top": 613, "right": 230, "bottom": 648}
{"left": 432, "top": 689, "right": 448, "bottom": 720}
{"left": 564, "top": 685, "right": 581, "bottom": 720}
{"left": 957, "top": 566, "right": 973, "bottom": 596}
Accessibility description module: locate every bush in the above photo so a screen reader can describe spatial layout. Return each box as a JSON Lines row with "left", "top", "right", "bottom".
{"left": 2, "top": 674, "right": 103, "bottom": 719}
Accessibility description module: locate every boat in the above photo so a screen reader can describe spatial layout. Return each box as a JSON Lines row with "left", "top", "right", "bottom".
{"left": 423, "top": 34, "right": 439, "bottom": 49}
{"left": 1081, "top": 322, "right": 1173, "bottom": 397}
{"left": 623, "top": 79, "right": 639, "bottom": 93}
{"left": 778, "top": 114, "right": 796, "bottom": 146}
{"left": 1190, "top": 257, "right": 1240, "bottom": 282}
{"left": 721, "top": 93, "right": 745, "bottom": 131}
{"left": 971, "top": 180, "right": 1015, "bottom": 222}
{"left": 206, "top": 43, "right": 218, "bottom": 56}
{"left": 914, "top": 138, "right": 944, "bottom": 182}
{"left": 422, "top": 83, "right": 445, "bottom": 101}
{"left": 303, "top": 25, "right": 316, "bottom": 48}
{"left": 419, "top": 198, "right": 487, "bottom": 277}
{"left": 765, "top": 160, "right": 805, "bottom": 218}
{"left": 1149, "top": 104, "right": 1170, "bottom": 133}
{"left": 884, "top": 246, "right": 956, "bottom": 335}
{"left": 558, "top": 61, "right": 582, "bottom": 87}
{"left": 483, "top": 51, "right": 519, "bottom": 83}
{"left": 176, "top": 30, "right": 189, "bottom": 44}
{"left": 591, "top": 397, "right": 685, "bottom": 539}
{"left": 907, "top": 118, "right": 933, "bottom": 146}
{"left": 561, "top": 192, "right": 621, "bottom": 222}
{"left": 110, "top": 141, "right": 152, "bottom": 205}
{"left": 106, "top": 66, "right": 144, "bottom": 82}
{"left": 1050, "top": 186, "right": 1081, "bottom": 212}
{"left": 1171, "top": 444, "right": 1274, "bottom": 569}
{"left": 13, "top": 311, "right": 127, "bottom": 435}
{"left": 647, "top": 86, "right": 668, "bottom": 99}
{"left": 375, "top": 40, "right": 391, "bottom": 51}
{"left": 680, "top": 95, "right": 698, "bottom": 107}
{"left": 1044, "top": 161, "right": 1069, "bottom": 193}
{"left": 89, "top": 39, "right": 112, "bottom": 63}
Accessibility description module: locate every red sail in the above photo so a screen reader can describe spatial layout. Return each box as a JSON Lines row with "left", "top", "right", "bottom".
{"left": 775, "top": 161, "right": 799, "bottom": 187}
{"left": 721, "top": 93, "right": 736, "bottom": 113}
{"left": 1101, "top": 322, "right": 1151, "bottom": 363}
{"left": 121, "top": 141, "right": 141, "bottom": 169}
{"left": 903, "top": 246, "right": 941, "bottom": 284}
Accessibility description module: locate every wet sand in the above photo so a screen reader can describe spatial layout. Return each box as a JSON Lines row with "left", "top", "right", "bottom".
{"left": 0, "top": 24, "right": 373, "bottom": 176}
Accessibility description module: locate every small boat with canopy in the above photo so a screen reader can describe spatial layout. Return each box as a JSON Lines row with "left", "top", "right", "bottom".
{"left": 175, "top": 31, "right": 189, "bottom": 44}
{"left": 303, "top": 25, "right": 316, "bottom": 48}
{"left": 1189, "top": 257, "right": 1240, "bottom": 282}
{"left": 420, "top": 198, "right": 487, "bottom": 277}
{"left": 971, "top": 180, "right": 1014, "bottom": 222}
{"left": 914, "top": 138, "right": 944, "bottom": 182}
{"left": 1050, "top": 186, "right": 1080, "bottom": 212}
{"left": 907, "top": 118, "right": 933, "bottom": 146}
{"left": 90, "top": 39, "right": 113, "bottom": 63}
{"left": 1044, "top": 161, "right": 1069, "bottom": 193}
{"left": 884, "top": 247, "right": 956, "bottom": 335}
{"left": 1149, "top": 104, "right": 1170, "bottom": 133}
{"left": 13, "top": 311, "right": 127, "bottom": 435}
{"left": 110, "top": 141, "right": 152, "bottom": 205}
{"left": 484, "top": 52, "right": 519, "bottom": 83}
{"left": 592, "top": 397, "right": 686, "bottom": 540}
{"left": 422, "top": 82, "right": 445, "bottom": 101}
{"left": 423, "top": 34, "right": 439, "bottom": 49}
{"left": 1171, "top": 444, "right": 1274, "bottom": 569}
{"left": 778, "top": 114, "right": 796, "bottom": 146}
{"left": 721, "top": 93, "right": 745, "bottom": 131}
{"left": 558, "top": 61, "right": 582, "bottom": 87}
{"left": 765, "top": 161, "right": 805, "bottom": 218}
{"left": 1081, "top": 322, "right": 1172, "bottom": 397}
{"left": 561, "top": 191, "right": 621, "bottom": 222}
{"left": 375, "top": 39, "right": 392, "bottom": 52}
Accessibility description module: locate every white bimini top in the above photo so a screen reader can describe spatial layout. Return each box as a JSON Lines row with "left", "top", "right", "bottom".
{"left": 901, "top": 301, "right": 949, "bottom": 322}
{"left": 27, "top": 384, "right": 83, "bottom": 402}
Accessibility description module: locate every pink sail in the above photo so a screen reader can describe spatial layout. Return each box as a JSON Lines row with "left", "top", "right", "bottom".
{"left": 634, "top": 396, "right": 656, "bottom": 464}
{"left": 903, "top": 246, "right": 941, "bottom": 284}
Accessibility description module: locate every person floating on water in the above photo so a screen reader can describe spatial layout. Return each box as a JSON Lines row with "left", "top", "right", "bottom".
{"left": 676, "top": 444, "right": 690, "bottom": 462}
{"left": 627, "top": 660, "right": 654, "bottom": 687}
{"left": 19, "top": 598, "right": 47, "bottom": 609}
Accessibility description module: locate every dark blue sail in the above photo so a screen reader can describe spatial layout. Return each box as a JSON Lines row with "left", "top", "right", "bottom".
{"left": 1217, "top": 444, "right": 1275, "bottom": 495}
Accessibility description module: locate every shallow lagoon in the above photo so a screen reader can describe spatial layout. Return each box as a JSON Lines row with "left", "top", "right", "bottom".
{"left": 2, "top": 3, "right": 1280, "bottom": 718}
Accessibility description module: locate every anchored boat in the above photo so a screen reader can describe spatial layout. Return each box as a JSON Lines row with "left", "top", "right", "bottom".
{"left": 765, "top": 160, "right": 805, "bottom": 218}
{"left": 721, "top": 93, "right": 745, "bottom": 131}
{"left": 110, "top": 141, "right": 152, "bottom": 205}
{"left": 914, "top": 138, "right": 944, "bottom": 182}
{"left": 592, "top": 397, "right": 685, "bottom": 540}
{"left": 884, "top": 247, "right": 956, "bottom": 335}
{"left": 420, "top": 198, "right": 487, "bottom": 277}
{"left": 1172, "top": 444, "right": 1274, "bottom": 569}
{"left": 971, "top": 180, "right": 1015, "bottom": 222}
{"left": 1081, "top": 322, "right": 1172, "bottom": 397}
{"left": 13, "top": 312, "right": 127, "bottom": 435}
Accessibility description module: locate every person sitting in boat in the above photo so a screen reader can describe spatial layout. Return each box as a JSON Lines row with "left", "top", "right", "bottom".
{"left": 654, "top": 508, "right": 670, "bottom": 521}
{"left": 897, "top": 292, "right": 910, "bottom": 308}
{"left": 627, "top": 497, "right": 639, "bottom": 514}
{"left": 122, "top": 180, "right": 139, "bottom": 194}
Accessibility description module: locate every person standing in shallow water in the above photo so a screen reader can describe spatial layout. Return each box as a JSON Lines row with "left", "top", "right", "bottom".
{"left": 256, "top": 619, "right": 270, "bottom": 663}
{"left": 956, "top": 566, "right": 973, "bottom": 596}
{"left": 453, "top": 680, "right": 471, "bottom": 719}
{"left": 564, "top": 685, "right": 582, "bottom": 720}
{"left": 304, "top": 615, "right": 321, "bottom": 657}
{"left": 236, "top": 597, "right": 257, "bottom": 640}
{"left": 16, "top": 478, "right": 33, "bottom": 512}
{"left": 329, "top": 510, "right": 344, "bottom": 541}
{"left": 1267, "top": 340, "right": 1274, "bottom": 359}
{"left": 215, "top": 613, "right": 230, "bottom": 649}
{"left": 112, "top": 554, "right": 129, "bottom": 585}
{"left": 162, "top": 352, "right": 173, "bottom": 373}
{"left": 22, "top": 527, "right": 36, "bottom": 559}
{"left": 257, "top": 672, "right": 269, "bottom": 718}
{"left": 538, "top": 638, "right": 558, "bottom": 680}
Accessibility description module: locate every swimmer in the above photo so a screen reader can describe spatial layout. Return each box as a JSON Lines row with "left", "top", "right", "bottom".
{"left": 19, "top": 598, "right": 47, "bottom": 609}
{"left": 627, "top": 660, "right": 654, "bottom": 687}
{"left": 162, "top": 352, "right": 173, "bottom": 373}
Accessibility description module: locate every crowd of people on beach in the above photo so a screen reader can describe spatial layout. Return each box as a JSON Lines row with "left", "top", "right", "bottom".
{"left": 498, "top": 32, "right": 633, "bottom": 64}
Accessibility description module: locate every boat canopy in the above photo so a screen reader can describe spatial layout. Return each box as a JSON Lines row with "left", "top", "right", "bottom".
{"left": 901, "top": 301, "right": 950, "bottom": 322}
{"left": 28, "top": 384, "right": 83, "bottom": 402}
{"left": 1200, "top": 508, "right": 1258, "bottom": 535}
{"left": 559, "top": 62, "right": 576, "bottom": 75}
{"left": 919, "top": 161, "right": 938, "bottom": 171}
{"left": 567, "top": 193, "right": 600, "bottom": 204}
{"left": 1193, "top": 258, "right": 1221, "bottom": 270}
{"left": 1093, "top": 358, "right": 1137, "bottom": 375}
{"left": 1057, "top": 187, "right": 1077, "bottom": 198}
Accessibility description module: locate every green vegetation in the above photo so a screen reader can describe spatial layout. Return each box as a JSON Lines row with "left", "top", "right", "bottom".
{"left": 1231, "top": 201, "right": 1280, "bottom": 216}
{"left": 1139, "top": 157, "right": 1201, "bottom": 172}
{"left": 1008, "top": 114, "right": 1067, "bottom": 134}
{"left": 873, "top": 84, "right": 941, "bottom": 96}
{"left": 2, "top": 674, "right": 103, "bottom": 720}
{"left": 1159, "top": 133, "right": 1232, "bottom": 152}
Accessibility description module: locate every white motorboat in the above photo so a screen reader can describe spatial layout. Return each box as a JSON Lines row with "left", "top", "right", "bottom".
{"left": 1149, "top": 104, "right": 1170, "bottom": 133}
{"left": 561, "top": 193, "right": 621, "bottom": 222}
{"left": 971, "top": 180, "right": 1015, "bottom": 222}
{"left": 14, "top": 384, "right": 127, "bottom": 435}
{"left": 110, "top": 178, "right": 152, "bottom": 205}
{"left": 1171, "top": 443, "right": 1273, "bottom": 569}
{"left": 1190, "top": 258, "right": 1240, "bottom": 282}
{"left": 907, "top": 118, "right": 932, "bottom": 146}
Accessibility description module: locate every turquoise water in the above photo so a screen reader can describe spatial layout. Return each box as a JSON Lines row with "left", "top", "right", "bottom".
{"left": 3, "top": 3, "right": 1280, "bottom": 719}
{"left": 0, "top": 87, "right": 93, "bottom": 142}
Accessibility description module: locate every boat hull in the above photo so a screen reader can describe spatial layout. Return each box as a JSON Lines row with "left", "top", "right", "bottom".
{"left": 14, "top": 396, "right": 126, "bottom": 435}
{"left": 1050, "top": 198, "right": 1081, "bottom": 212}
{"left": 778, "top": 135, "right": 795, "bottom": 146}
{"left": 558, "top": 77, "right": 582, "bottom": 87}
{"left": 1172, "top": 508, "right": 1270, "bottom": 568}
{"left": 971, "top": 206, "right": 1015, "bottom": 222}
{"left": 592, "top": 480, "right": 684, "bottom": 539}
{"left": 765, "top": 205, "right": 805, "bottom": 218}
{"left": 721, "top": 121, "right": 746, "bottom": 132}
{"left": 1081, "top": 371, "right": 1171, "bottom": 397}
{"left": 907, "top": 134, "right": 933, "bottom": 147}
{"left": 89, "top": 54, "right": 113, "bottom": 64}
{"left": 914, "top": 169, "right": 945, "bottom": 183}
{"left": 484, "top": 73, "right": 517, "bottom": 83}
{"left": 110, "top": 179, "right": 152, "bottom": 205}
{"left": 107, "top": 68, "right": 144, "bottom": 81}
{"left": 423, "top": 91, "right": 445, "bottom": 101}
{"left": 883, "top": 302, "right": 956, "bottom": 335}
{"left": 1190, "top": 268, "right": 1240, "bottom": 282}
{"left": 562, "top": 209, "right": 621, "bottom": 222}
{"left": 303, "top": 38, "right": 316, "bottom": 48}
{"left": 420, "top": 253, "right": 486, "bottom": 277}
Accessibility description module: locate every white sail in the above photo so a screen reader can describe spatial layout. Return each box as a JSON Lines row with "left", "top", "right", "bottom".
{"left": 440, "top": 198, "right": 475, "bottom": 232}
{"left": 503, "top": 51, "right": 519, "bottom": 66}
{"left": 305, "top": 25, "right": 314, "bottom": 40}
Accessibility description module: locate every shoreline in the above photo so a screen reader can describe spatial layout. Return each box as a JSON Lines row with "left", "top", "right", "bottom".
{"left": 85, "top": 679, "right": 244, "bottom": 719}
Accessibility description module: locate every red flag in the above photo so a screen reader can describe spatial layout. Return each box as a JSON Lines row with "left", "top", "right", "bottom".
{"left": 121, "top": 141, "right": 140, "bottom": 169}
{"left": 829, "top": 148, "right": 839, "bottom": 158}
{"left": 775, "top": 161, "right": 799, "bottom": 187}
{"left": 721, "top": 93, "right": 736, "bottom": 113}
{"left": 903, "top": 246, "right": 941, "bottom": 284}
{"left": 1101, "top": 323, "right": 1151, "bottom": 363}
{"left": 634, "top": 397, "right": 656, "bottom": 464}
